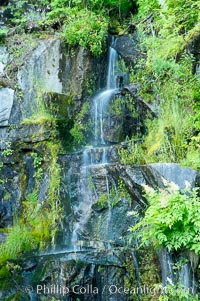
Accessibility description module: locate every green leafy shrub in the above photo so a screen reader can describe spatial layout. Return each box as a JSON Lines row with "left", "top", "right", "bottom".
{"left": 135, "top": 0, "right": 160, "bottom": 19}
{"left": 50, "top": 0, "right": 134, "bottom": 18}
{"left": 166, "top": 0, "right": 199, "bottom": 30}
{"left": 130, "top": 187, "right": 200, "bottom": 254}
{"left": 63, "top": 9, "right": 108, "bottom": 55}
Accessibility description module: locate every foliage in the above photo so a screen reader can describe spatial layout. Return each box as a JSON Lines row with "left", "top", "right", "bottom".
{"left": 110, "top": 93, "right": 136, "bottom": 117}
{"left": 47, "top": 142, "right": 63, "bottom": 245}
{"left": 0, "top": 224, "right": 36, "bottom": 264}
{"left": 158, "top": 284, "right": 199, "bottom": 301}
{"left": 49, "top": 0, "right": 134, "bottom": 18}
{"left": 2, "top": 143, "right": 13, "bottom": 157}
{"left": 130, "top": 187, "right": 200, "bottom": 254}
{"left": 119, "top": 139, "right": 147, "bottom": 164}
{"left": 0, "top": 143, "right": 62, "bottom": 264}
{"left": 146, "top": 55, "right": 195, "bottom": 164}
{"left": 87, "top": 0, "right": 135, "bottom": 16}
{"left": 32, "top": 152, "right": 43, "bottom": 181}
{"left": 0, "top": 28, "right": 8, "bottom": 44}
{"left": 48, "top": 3, "right": 108, "bottom": 54}
{"left": 117, "top": 177, "right": 132, "bottom": 204}
{"left": 6, "top": 0, "right": 48, "bottom": 25}
{"left": 123, "top": 0, "right": 200, "bottom": 168}
{"left": 4, "top": 0, "right": 135, "bottom": 55}
{"left": 63, "top": 9, "right": 108, "bottom": 55}
{"left": 135, "top": 0, "right": 160, "bottom": 20}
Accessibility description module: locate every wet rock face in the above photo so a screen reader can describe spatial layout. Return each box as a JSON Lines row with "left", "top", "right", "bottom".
{"left": 61, "top": 46, "right": 107, "bottom": 100}
{"left": 114, "top": 33, "right": 143, "bottom": 66}
{"left": 1, "top": 36, "right": 106, "bottom": 124}
{"left": 0, "top": 123, "right": 52, "bottom": 148}
{"left": 0, "top": 148, "right": 50, "bottom": 228}
{"left": 15, "top": 158, "right": 200, "bottom": 301}
{"left": 0, "top": 35, "right": 106, "bottom": 149}
{"left": 91, "top": 89, "right": 153, "bottom": 145}
{"left": 60, "top": 155, "right": 200, "bottom": 250}
{"left": 17, "top": 39, "right": 63, "bottom": 120}
{"left": 149, "top": 163, "right": 200, "bottom": 189}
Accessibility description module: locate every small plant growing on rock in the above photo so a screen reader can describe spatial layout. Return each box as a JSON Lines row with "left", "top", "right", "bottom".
{"left": 2, "top": 143, "right": 13, "bottom": 157}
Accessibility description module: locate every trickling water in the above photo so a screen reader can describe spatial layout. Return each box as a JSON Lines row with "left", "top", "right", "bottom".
{"left": 94, "top": 43, "right": 120, "bottom": 147}
{"left": 107, "top": 46, "right": 119, "bottom": 89}
{"left": 81, "top": 147, "right": 110, "bottom": 166}
{"left": 132, "top": 251, "right": 141, "bottom": 298}
{"left": 159, "top": 248, "right": 175, "bottom": 286}
{"left": 71, "top": 38, "right": 125, "bottom": 249}
{"left": 102, "top": 147, "right": 107, "bottom": 164}
{"left": 179, "top": 263, "right": 193, "bottom": 290}
{"left": 105, "top": 173, "right": 111, "bottom": 238}
{"left": 94, "top": 89, "right": 116, "bottom": 145}
{"left": 71, "top": 162, "right": 95, "bottom": 249}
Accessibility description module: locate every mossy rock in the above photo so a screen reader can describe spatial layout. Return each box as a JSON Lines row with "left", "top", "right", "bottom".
{"left": 43, "top": 92, "right": 74, "bottom": 120}
{"left": 109, "top": 19, "right": 123, "bottom": 35}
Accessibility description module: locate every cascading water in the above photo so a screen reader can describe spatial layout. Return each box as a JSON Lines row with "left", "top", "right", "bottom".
{"left": 71, "top": 156, "right": 95, "bottom": 250}
{"left": 94, "top": 42, "right": 120, "bottom": 147}
{"left": 71, "top": 39, "right": 124, "bottom": 249}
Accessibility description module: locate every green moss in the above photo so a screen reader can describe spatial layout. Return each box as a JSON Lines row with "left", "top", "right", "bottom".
{"left": 94, "top": 193, "right": 108, "bottom": 210}
{"left": 21, "top": 94, "right": 55, "bottom": 125}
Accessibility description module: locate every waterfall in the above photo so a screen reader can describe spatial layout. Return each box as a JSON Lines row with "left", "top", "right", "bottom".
{"left": 71, "top": 157, "right": 95, "bottom": 250}
{"left": 107, "top": 46, "right": 119, "bottom": 89}
{"left": 70, "top": 39, "right": 124, "bottom": 248}
{"left": 94, "top": 89, "right": 116, "bottom": 145}
{"left": 105, "top": 173, "right": 112, "bottom": 238}
{"left": 93, "top": 42, "right": 120, "bottom": 147}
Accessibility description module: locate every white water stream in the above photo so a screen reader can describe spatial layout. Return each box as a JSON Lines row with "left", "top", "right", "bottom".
{"left": 71, "top": 40, "right": 122, "bottom": 249}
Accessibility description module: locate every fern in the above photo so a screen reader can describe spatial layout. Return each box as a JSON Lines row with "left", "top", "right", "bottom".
{"left": 130, "top": 187, "right": 200, "bottom": 254}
